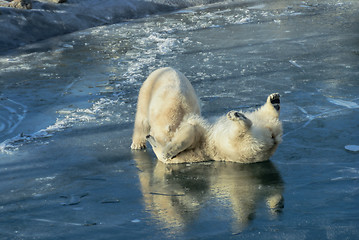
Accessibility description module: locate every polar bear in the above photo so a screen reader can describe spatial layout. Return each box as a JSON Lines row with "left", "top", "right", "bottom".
{"left": 131, "top": 67, "right": 282, "bottom": 164}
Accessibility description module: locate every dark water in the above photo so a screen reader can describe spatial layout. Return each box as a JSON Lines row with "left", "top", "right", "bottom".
{"left": 0, "top": 0, "right": 359, "bottom": 239}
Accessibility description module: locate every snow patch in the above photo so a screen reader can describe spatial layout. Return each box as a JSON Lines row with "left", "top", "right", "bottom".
{"left": 345, "top": 145, "right": 359, "bottom": 152}
{"left": 0, "top": 97, "right": 119, "bottom": 154}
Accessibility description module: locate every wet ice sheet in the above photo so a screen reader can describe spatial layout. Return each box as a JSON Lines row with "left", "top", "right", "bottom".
{"left": 1, "top": 0, "right": 359, "bottom": 239}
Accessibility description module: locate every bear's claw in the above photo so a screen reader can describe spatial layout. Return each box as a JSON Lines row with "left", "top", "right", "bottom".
{"left": 130, "top": 142, "right": 147, "bottom": 150}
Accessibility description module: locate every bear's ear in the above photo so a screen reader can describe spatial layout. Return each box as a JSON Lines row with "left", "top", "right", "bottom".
{"left": 227, "top": 111, "right": 247, "bottom": 121}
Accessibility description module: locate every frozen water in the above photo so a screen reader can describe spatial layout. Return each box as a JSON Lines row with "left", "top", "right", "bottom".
{"left": 0, "top": 0, "right": 359, "bottom": 239}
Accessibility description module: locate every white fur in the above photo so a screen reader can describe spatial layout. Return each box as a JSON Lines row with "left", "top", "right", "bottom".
{"left": 131, "top": 67, "right": 282, "bottom": 164}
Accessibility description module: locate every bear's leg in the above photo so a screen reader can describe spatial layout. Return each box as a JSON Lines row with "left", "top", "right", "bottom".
{"left": 162, "top": 123, "right": 199, "bottom": 160}
{"left": 131, "top": 113, "right": 150, "bottom": 150}
{"left": 260, "top": 93, "right": 283, "bottom": 142}
{"left": 227, "top": 111, "right": 252, "bottom": 129}
{"left": 146, "top": 135, "right": 157, "bottom": 148}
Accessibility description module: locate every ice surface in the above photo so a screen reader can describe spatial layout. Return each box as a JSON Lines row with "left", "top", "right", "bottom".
{"left": 1, "top": 0, "right": 359, "bottom": 239}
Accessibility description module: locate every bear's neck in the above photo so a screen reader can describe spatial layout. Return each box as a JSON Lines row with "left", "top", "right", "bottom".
{"left": 202, "top": 122, "right": 223, "bottom": 161}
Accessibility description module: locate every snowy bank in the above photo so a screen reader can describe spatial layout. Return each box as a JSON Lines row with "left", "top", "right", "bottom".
{"left": 0, "top": 0, "right": 224, "bottom": 53}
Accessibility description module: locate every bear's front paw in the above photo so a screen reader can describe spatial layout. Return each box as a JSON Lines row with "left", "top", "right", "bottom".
{"left": 227, "top": 111, "right": 252, "bottom": 127}
{"left": 131, "top": 141, "right": 146, "bottom": 150}
{"left": 268, "top": 93, "right": 280, "bottom": 111}
{"left": 227, "top": 111, "right": 247, "bottom": 121}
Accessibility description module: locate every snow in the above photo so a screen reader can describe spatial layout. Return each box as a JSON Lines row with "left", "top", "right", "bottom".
{"left": 345, "top": 145, "right": 359, "bottom": 152}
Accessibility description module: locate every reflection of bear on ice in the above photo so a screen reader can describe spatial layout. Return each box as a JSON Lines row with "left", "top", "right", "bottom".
{"left": 133, "top": 151, "right": 284, "bottom": 233}
{"left": 131, "top": 67, "right": 282, "bottom": 164}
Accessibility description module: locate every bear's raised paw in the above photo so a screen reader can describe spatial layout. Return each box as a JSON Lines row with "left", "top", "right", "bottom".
{"left": 268, "top": 93, "right": 280, "bottom": 111}
{"left": 227, "top": 111, "right": 252, "bottom": 128}
{"left": 227, "top": 111, "right": 247, "bottom": 121}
